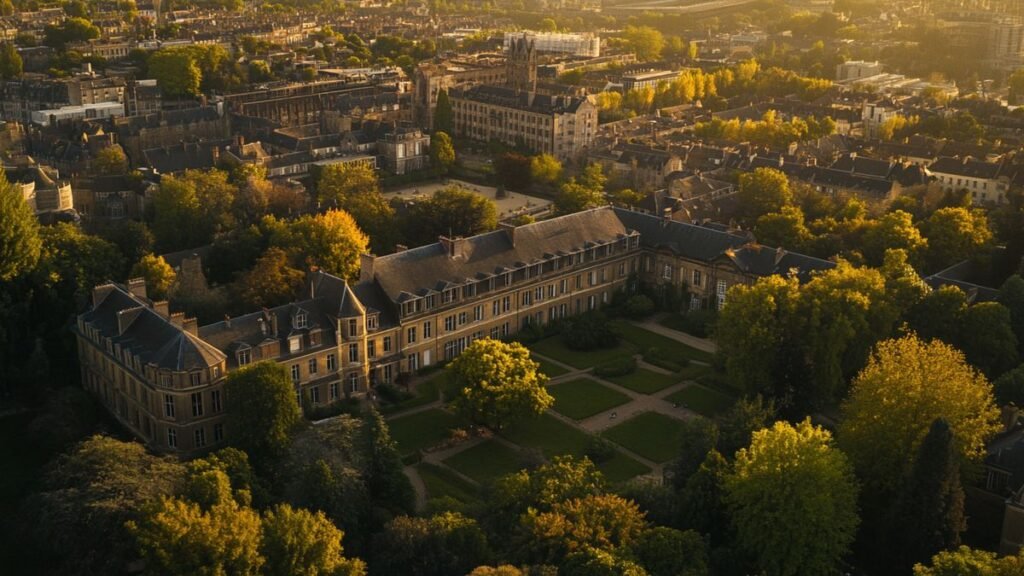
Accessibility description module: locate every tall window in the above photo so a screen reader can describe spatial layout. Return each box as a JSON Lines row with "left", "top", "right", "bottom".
{"left": 348, "top": 372, "right": 359, "bottom": 392}
{"left": 407, "top": 327, "right": 417, "bottom": 344}
{"left": 692, "top": 270, "right": 702, "bottom": 287}
{"left": 662, "top": 264, "right": 672, "bottom": 280}
{"left": 164, "top": 394, "right": 175, "bottom": 418}
{"left": 291, "top": 364, "right": 300, "bottom": 383}
{"left": 237, "top": 349, "right": 251, "bottom": 366}
{"left": 423, "top": 321, "right": 432, "bottom": 338}
{"left": 310, "top": 386, "right": 321, "bottom": 405}
{"left": 295, "top": 312, "right": 307, "bottom": 329}
{"left": 308, "top": 358, "right": 318, "bottom": 375}
{"left": 211, "top": 390, "right": 222, "bottom": 413}
{"left": 474, "top": 305, "right": 483, "bottom": 322}
{"left": 368, "top": 340, "right": 376, "bottom": 358}
{"left": 213, "top": 423, "right": 224, "bottom": 442}
{"left": 383, "top": 337, "right": 392, "bottom": 353}
{"left": 330, "top": 382, "right": 339, "bottom": 401}
{"left": 191, "top": 392, "right": 203, "bottom": 417}
{"left": 167, "top": 428, "right": 177, "bottom": 448}
{"left": 194, "top": 428, "right": 206, "bottom": 448}
{"left": 327, "top": 353, "right": 337, "bottom": 371}
{"left": 190, "top": 372, "right": 201, "bottom": 387}
{"left": 349, "top": 343, "right": 359, "bottom": 362}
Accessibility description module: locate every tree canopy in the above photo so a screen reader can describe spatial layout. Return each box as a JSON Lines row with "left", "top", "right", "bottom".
{"left": 224, "top": 361, "right": 303, "bottom": 464}
{"left": 448, "top": 338, "right": 552, "bottom": 430}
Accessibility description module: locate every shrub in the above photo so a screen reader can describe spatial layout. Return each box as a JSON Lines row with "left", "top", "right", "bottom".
{"left": 562, "top": 311, "right": 619, "bottom": 351}
{"left": 594, "top": 357, "right": 637, "bottom": 378}
{"left": 520, "top": 447, "right": 547, "bottom": 470}
{"left": 585, "top": 436, "right": 618, "bottom": 464}
{"left": 679, "top": 309, "right": 716, "bottom": 338}
{"left": 376, "top": 383, "right": 411, "bottom": 405}
{"left": 305, "top": 398, "right": 361, "bottom": 420}
{"left": 624, "top": 294, "right": 655, "bottom": 318}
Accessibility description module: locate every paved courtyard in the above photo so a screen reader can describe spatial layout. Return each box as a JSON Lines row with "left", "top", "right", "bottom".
{"left": 383, "top": 179, "right": 552, "bottom": 221}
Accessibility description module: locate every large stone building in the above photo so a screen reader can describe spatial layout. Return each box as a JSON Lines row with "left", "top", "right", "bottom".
{"left": 503, "top": 31, "right": 601, "bottom": 58}
{"left": 76, "top": 207, "right": 833, "bottom": 456}
{"left": 412, "top": 57, "right": 507, "bottom": 130}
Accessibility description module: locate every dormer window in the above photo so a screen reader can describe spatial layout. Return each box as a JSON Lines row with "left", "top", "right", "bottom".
{"left": 295, "top": 311, "right": 307, "bottom": 329}
{"left": 237, "top": 349, "right": 251, "bottom": 366}
{"left": 367, "top": 315, "right": 378, "bottom": 330}
{"left": 289, "top": 336, "right": 302, "bottom": 354}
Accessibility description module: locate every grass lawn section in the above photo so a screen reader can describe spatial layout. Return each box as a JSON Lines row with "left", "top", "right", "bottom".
{"left": 666, "top": 384, "right": 735, "bottom": 417}
{"left": 549, "top": 378, "right": 631, "bottom": 420}
{"left": 444, "top": 439, "right": 523, "bottom": 484}
{"left": 501, "top": 414, "right": 649, "bottom": 482}
{"left": 381, "top": 372, "right": 448, "bottom": 415}
{"left": 605, "top": 368, "right": 680, "bottom": 394}
{"left": 610, "top": 320, "right": 715, "bottom": 363}
{"left": 678, "top": 364, "right": 714, "bottom": 382}
{"left": 534, "top": 355, "right": 570, "bottom": 378}
{"left": 389, "top": 409, "right": 464, "bottom": 456}
{"left": 603, "top": 412, "right": 687, "bottom": 463}
{"left": 529, "top": 336, "right": 635, "bottom": 369}
{"left": 417, "top": 462, "right": 480, "bottom": 504}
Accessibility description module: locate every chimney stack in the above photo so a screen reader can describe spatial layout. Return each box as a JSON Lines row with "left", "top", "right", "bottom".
{"left": 359, "top": 253, "right": 376, "bottom": 282}
{"left": 182, "top": 317, "right": 198, "bottom": 336}
{"left": 127, "top": 277, "right": 147, "bottom": 300}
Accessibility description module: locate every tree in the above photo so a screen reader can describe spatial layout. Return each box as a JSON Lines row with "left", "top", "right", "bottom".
{"left": 913, "top": 546, "right": 1024, "bottom": 576}
{"left": 469, "top": 567, "right": 524, "bottom": 576}
{"left": 152, "top": 170, "right": 237, "bottom": 251}
{"left": 403, "top": 186, "right": 498, "bottom": 247}
{"left": 371, "top": 512, "right": 492, "bottom": 576}
{"left": 261, "top": 504, "right": 366, "bottom": 576}
{"left": 725, "top": 420, "right": 859, "bottom": 576}
{"left": 520, "top": 494, "right": 647, "bottom": 565}
{"left": 957, "top": 302, "right": 1019, "bottom": 378}
{"left": 920, "top": 207, "right": 992, "bottom": 272}
{"left": 43, "top": 17, "right": 99, "bottom": 48}
{"left": 224, "top": 361, "right": 302, "bottom": 464}
{"left": 495, "top": 153, "right": 533, "bottom": 191}
{"left": 530, "top": 154, "right": 563, "bottom": 186}
{"left": 448, "top": 338, "right": 553, "bottom": 430}
{"left": 430, "top": 130, "right": 456, "bottom": 174}
{"left": 148, "top": 48, "right": 202, "bottom": 98}
{"left": 891, "top": 419, "right": 965, "bottom": 573}
{"left": 839, "top": 335, "right": 1001, "bottom": 493}
{"left": 273, "top": 210, "right": 369, "bottom": 281}
{"left": 677, "top": 450, "right": 730, "bottom": 545}
{"left": 22, "top": 436, "right": 186, "bottom": 575}
{"left": 629, "top": 527, "right": 708, "bottom": 576}
{"left": 863, "top": 210, "right": 928, "bottom": 267}
{"left": 668, "top": 418, "right": 719, "bottom": 487}
{"left": 361, "top": 407, "right": 415, "bottom": 514}
{"left": 561, "top": 547, "right": 649, "bottom": 576}
{"left": 738, "top": 168, "right": 792, "bottom": 221}
{"left": 906, "top": 285, "right": 968, "bottom": 345}
{"left": 0, "top": 42, "right": 22, "bottom": 79}
{"left": 995, "top": 364, "right": 1024, "bottom": 407}
{"left": 716, "top": 394, "right": 776, "bottom": 460}
{"left": 434, "top": 89, "right": 453, "bottom": 134}
{"left": 622, "top": 25, "right": 665, "bottom": 61}
{"left": 999, "top": 275, "right": 1024, "bottom": 353}
{"left": 128, "top": 491, "right": 264, "bottom": 576}
{"left": 38, "top": 223, "right": 126, "bottom": 306}
{"left": 314, "top": 163, "right": 393, "bottom": 252}
{"left": 130, "top": 253, "right": 176, "bottom": 301}
{"left": 234, "top": 247, "right": 305, "bottom": 310}
{"left": 92, "top": 145, "right": 128, "bottom": 175}
{"left": 555, "top": 179, "right": 605, "bottom": 215}
{"left": 0, "top": 171, "right": 41, "bottom": 281}
{"left": 753, "top": 206, "right": 811, "bottom": 250}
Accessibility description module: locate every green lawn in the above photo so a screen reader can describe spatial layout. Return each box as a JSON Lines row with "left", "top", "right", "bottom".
{"left": 416, "top": 462, "right": 480, "bottom": 505}
{"left": 388, "top": 409, "right": 464, "bottom": 456}
{"left": 610, "top": 320, "right": 715, "bottom": 363}
{"left": 678, "top": 364, "right": 714, "bottom": 382}
{"left": 549, "top": 378, "right": 631, "bottom": 420}
{"left": 534, "top": 355, "right": 570, "bottom": 378}
{"left": 501, "top": 413, "right": 650, "bottom": 483}
{"left": 529, "top": 336, "right": 635, "bottom": 369}
{"left": 603, "top": 412, "right": 687, "bottom": 463}
{"left": 381, "top": 372, "right": 447, "bottom": 415}
{"left": 444, "top": 439, "right": 524, "bottom": 484}
{"left": 665, "top": 384, "right": 735, "bottom": 417}
{"left": 605, "top": 368, "right": 680, "bottom": 394}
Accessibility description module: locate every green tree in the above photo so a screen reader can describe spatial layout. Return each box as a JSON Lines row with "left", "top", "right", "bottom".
{"left": 669, "top": 418, "right": 719, "bottom": 486}
{"left": 562, "top": 547, "right": 649, "bottom": 576}
{"left": 995, "top": 364, "right": 1024, "bottom": 406}
{"left": 495, "top": 153, "right": 533, "bottom": 191}
{"left": 0, "top": 170, "right": 42, "bottom": 281}
{"left": 128, "top": 490, "right": 264, "bottom": 576}
{"left": 539, "top": 18, "right": 558, "bottom": 32}
{"left": 225, "top": 361, "right": 302, "bottom": 464}
{"left": 92, "top": 145, "right": 128, "bottom": 175}
{"left": 152, "top": 170, "right": 237, "bottom": 251}
{"left": 530, "top": 153, "right": 563, "bottom": 185}
{"left": 315, "top": 163, "right": 393, "bottom": 251}
{"left": 629, "top": 527, "right": 708, "bottom": 576}
{"left": 556, "top": 179, "right": 605, "bottom": 215}
{"left": 448, "top": 338, "right": 553, "bottom": 430}
{"left": 913, "top": 545, "right": 1024, "bottom": 576}
{"left": 272, "top": 210, "right": 369, "bottom": 281}
{"left": 999, "top": 275, "right": 1024, "bottom": 353}
{"left": 148, "top": 48, "right": 202, "bottom": 98}
{"left": 716, "top": 394, "right": 776, "bottom": 461}
{"left": 43, "top": 17, "right": 99, "bottom": 48}
{"left": 738, "top": 168, "right": 792, "bottom": 221}
{"left": 906, "top": 285, "right": 968, "bottom": 344}
{"left": 434, "top": 89, "right": 454, "bottom": 134}
{"left": 958, "top": 302, "right": 1019, "bottom": 378}
{"left": 361, "top": 407, "right": 415, "bottom": 514}
{"left": 403, "top": 186, "right": 498, "bottom": 247}
{"left": 130, "top": 253, "right": 176, "bottom": 301}
{"left": 891, "top": 419, "right": 966, "bottom": 573}
{"left": 520, "top": 494, "right": 647, "bottom": 564}
{"left": 430, "top": 130, "right": 456, "bottom": 174}
{"left": 261, "top": 504, "right": 366, "bottom": 576}
{"left": 22, "top": 435, "right": 186, "bottom": 575}
{"left": 920, "top": 207, "right": 992, "bottom": 272}
{"left": 863, "top": 210, "right": 928, "bottom": 267}
{"left": 234, "top": 247, "right": 305, "bottom": 310}
{"left": 622, "top": 25, "right": 665, "bottom": 61}
{"left": 0, "top": 42, "right": 22, "bottom": 79}
{"left": 371, "top": 512, "right": 492, "bottom": 576}
{"left": 839, "top": 335, "right": 1001, "bottom": 493}
{"left": 38, "top": 223, "right": 126, "bottom": 306}
{"left": 677, "top": 450, "right": 730, "bottom": 545}
{"left": 725, "top": 420, "right": 859, "bottom": 576}
{"left": 753, "top": 206, "right": 811, "bottom": 250}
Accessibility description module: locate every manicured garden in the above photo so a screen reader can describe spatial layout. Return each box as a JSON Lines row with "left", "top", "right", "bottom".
{"left": 416, "top": 462, "right": 480, "bottom": 505}
{"left": 605, "top": 367, "right": 680, "bottom": 394}
{"left": 443, "top": 439, "right": 524, "bottom": 484}
{"left": 610, "top": 320, "right": 715, "bottom": 364}
{"left": 388, "top": 408, "right": 464, "bottom": 456}
{"left": 665, "top": 384, "right": 736, "bottom": 417}
{"left": 548, "top": 378, "right": 631, "bottom": 420}
{"left": 603, "top": 411, "right": 688, "bottom": 463}
{"left": 529, "top": 336, "right": 634, "bottom": 369}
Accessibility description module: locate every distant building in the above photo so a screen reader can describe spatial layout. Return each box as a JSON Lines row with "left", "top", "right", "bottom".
{"left": 30, "top": 101, "right": 125, "bottom": 126}
{"left": 412, "top": 58, "right": 507, "bottom": 131}
{"left": 503, "top": 31, "right": 601, "bottom": 58}
{"left": 621, "top": 70, "right": 682, "bottom": 92}
{"left": 928, "top": 156, "right": 1013, "bottom": 205}
{"left": 835, "top": 60, "right": 884, "bottom": 82}
{"left": 378, "top": 126, "right": 430, "bottom": 175}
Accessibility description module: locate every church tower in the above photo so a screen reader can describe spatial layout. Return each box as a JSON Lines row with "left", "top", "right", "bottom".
{"left": 506, "top": 37, "right": 538, "bottom": 94}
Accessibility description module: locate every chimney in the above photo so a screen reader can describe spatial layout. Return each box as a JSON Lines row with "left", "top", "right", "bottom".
{"left": 211, "top": 146, "right": 220, "bottom": 164}
{"left": 127, "top": 277, "right": 147, "bottom": 300}
{"left": 499, "top": 222, "right": 517, "bottom": 247}
{"left": 182, "top": 316, "right": 198, "bottom": 336}
{"left": 394, "top": 244, "right": 408, "bottom": 252}
{"left": 257, "top": 317, "right": 267, "bottom": 336}
{"left": 224, "top": 314, "right": 231, "bottom": 328}
{"left": 169, "top": 311, "right": 185, "bottom": 327}
{"left": 662, "top": 207, "right": 673, "bottom": 220}
{"left": 359, "top": 253, "right": 376, "bottom": 282}
{"left": 152, "top": 300, "right": 169, "bottom": 318}
{"left": 269, "top": 312, "right": 278, "bottom": 337}
{"left": 439, "top": 235, "right": 467, "bottom": 259}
